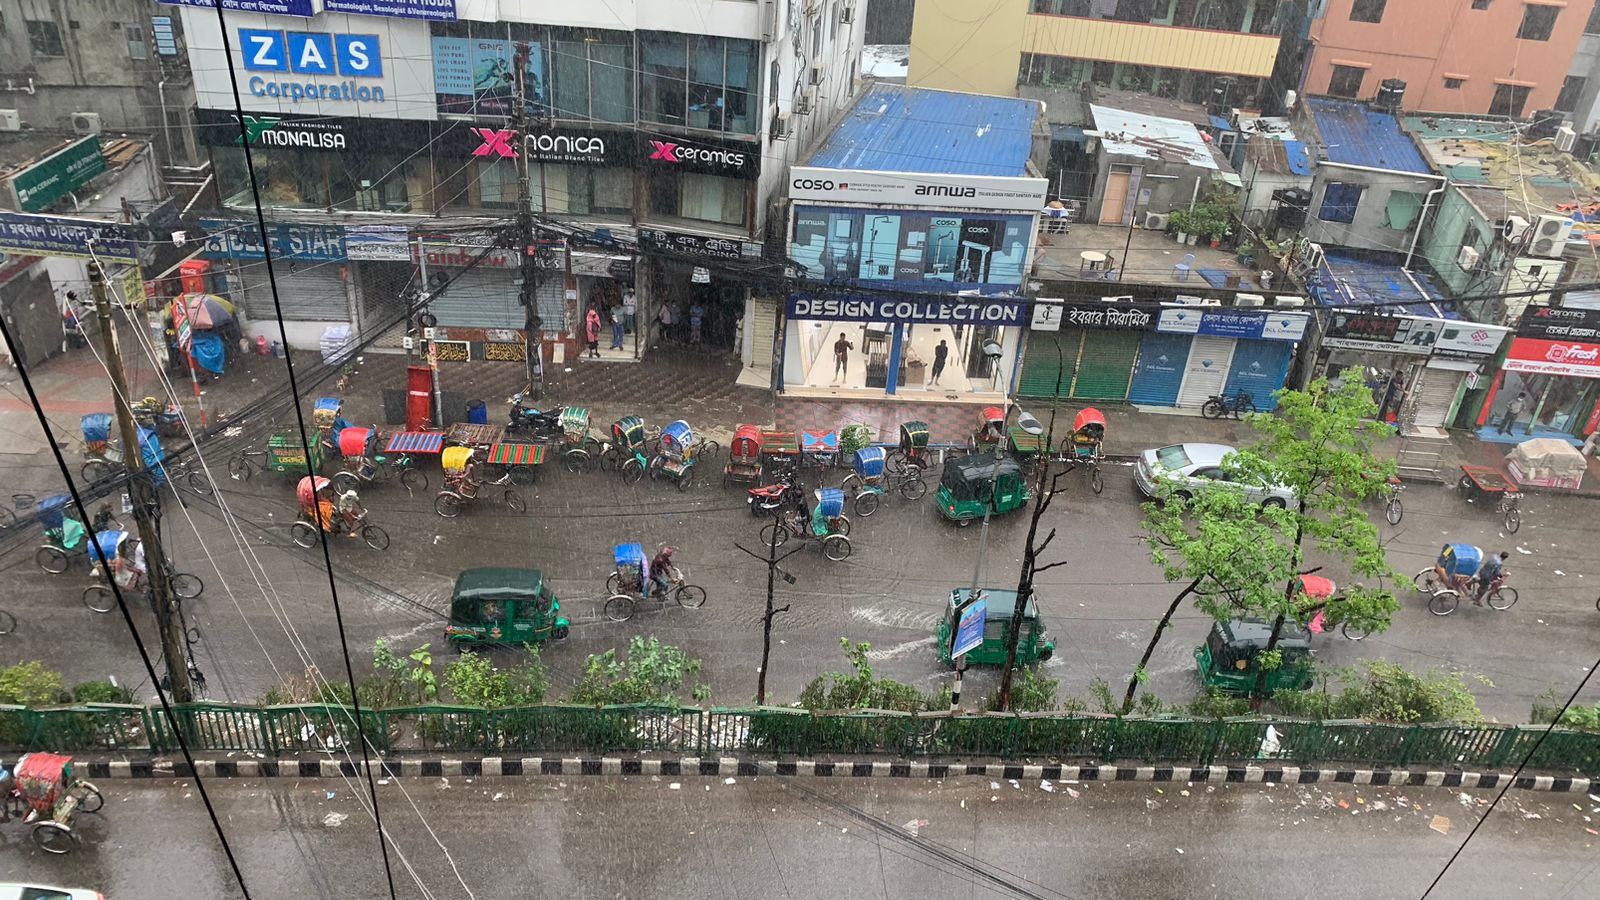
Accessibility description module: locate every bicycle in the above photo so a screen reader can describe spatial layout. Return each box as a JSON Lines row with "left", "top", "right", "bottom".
{"left": 290, "top": 510, "right": 390, "bottom": 552}
{"left": 1200, "top": 391, "right": 1257, "bottom": 420}
{"left": 227, "top": 449, "right": 268, "bottom": 481}
{"left": 160, "top": 455, "right": 214, "bottom": 497}
{"left": 82, "top": 564, "right": 205, "bottom": 613}
{"left": 1381, "top": 477, "right": 1404, "bottom": 526}
{"left": 1414, "top": 567, "right": 1517, "bottom": 616}
{"left": 0, "top": 608, "right": 14, "bottom": 634}
{"left": 0, "top": 493, "right": 34, "bottom": 533}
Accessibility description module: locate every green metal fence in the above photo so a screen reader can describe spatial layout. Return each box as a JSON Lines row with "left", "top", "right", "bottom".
{"left": 4, "top": 703, "right": 1599, "bottom": 774}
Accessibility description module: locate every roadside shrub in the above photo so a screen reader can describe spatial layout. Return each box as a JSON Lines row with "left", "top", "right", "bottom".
{"left": 1272, "top": 661, "right": 1485, "bottom": 724}
{"left": 799, "top": 639, "right": 940, "bottom": 712}
{"left": 0, "top": 661, "right": 65, "bottom": 706}
{"left": 444, "top": 649, "right": 548, "bottom": 708}
{"left": 568, "top": 636, "right": 709, "bottom": 706}
{"left": 988, "top": 667, "right": 1059, "bottom": 712}
{"left": 72, "top": 680, "right": 134, "bottom": 704}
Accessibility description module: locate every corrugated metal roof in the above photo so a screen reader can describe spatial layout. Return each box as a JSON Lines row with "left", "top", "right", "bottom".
{"left": 806, "top": 85, "right": 1039, "bottom": 176}
{"left": 1307, "top": 98, "right": 1432, "bottom": 175}
{"left": 1246, "top": 137, "right": 1312, "bottom": 177}
{"left": 1309, "top": 251, "right": 1452, "bottom": 318}
{"left": 1091, "top": 105, "right": 1218, "bottom": 170}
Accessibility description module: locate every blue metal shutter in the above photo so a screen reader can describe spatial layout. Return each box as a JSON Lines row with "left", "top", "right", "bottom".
{"left": 1222, "top": 340, "right": 1292, "bottom": 411}
{"left": 1127, "top": 332, "right": 1191, "bottom": 407}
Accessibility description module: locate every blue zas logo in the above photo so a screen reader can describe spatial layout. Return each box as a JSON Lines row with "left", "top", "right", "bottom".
{"left": 240, "top": 29, "right": 385, "bottom": 105}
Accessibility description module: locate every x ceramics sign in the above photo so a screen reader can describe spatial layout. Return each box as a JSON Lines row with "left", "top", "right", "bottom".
{"left": 471, "top": 127, "right": 517, "bottom": 158}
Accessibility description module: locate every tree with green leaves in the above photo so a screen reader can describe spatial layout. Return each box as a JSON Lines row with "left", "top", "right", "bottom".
{"left": 568, "top": 635, "right": 710, "bottom": 706}
{"left": 1228, "top": 370, "right": 1402, "bottom": 704}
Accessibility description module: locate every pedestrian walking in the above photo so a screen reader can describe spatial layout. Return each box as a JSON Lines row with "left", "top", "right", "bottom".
{"left": 585, "top": 307, "right": 602, "bottom": 359}
{"left": 833, "top": 333, "right": 853, "bottom": 382}
{"left": 654, "top": 302, "right": 674, "bottom": 349}
{"left": 1498, "top": 391, "right": 1528, "bottom": 435}
{"left": 622, "top": 288, "right": 637, "bottom": 333}
{"left": 689, "top": 301, "right": 706, "bottom": 345}
{"left": 931, "top": 339, "right": 948, "bottom": 386}
{"left": 609, "top": 304, "right": 625, "bottom": 350}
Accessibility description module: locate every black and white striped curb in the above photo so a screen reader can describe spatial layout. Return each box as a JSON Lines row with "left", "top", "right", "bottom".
{"left": 72, "top": 757, "right": 1594, "bottom": 793}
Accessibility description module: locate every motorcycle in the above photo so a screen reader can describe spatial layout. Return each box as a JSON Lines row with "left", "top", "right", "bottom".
{"left": 505, "top": 392, "right": 563, "bottom": 439}
{"left": 747, "top": 468, "right": 803, "bottom": 517}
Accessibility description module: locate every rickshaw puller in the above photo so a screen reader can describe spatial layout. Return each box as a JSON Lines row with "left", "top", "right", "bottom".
{"left": 649, "top": 546, "right": 677, "bottom": 597}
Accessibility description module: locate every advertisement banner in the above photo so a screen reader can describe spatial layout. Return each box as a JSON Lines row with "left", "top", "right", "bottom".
{"left": 1503, "top": 337, "right": 1600, "bottom": 379}
{"left": 456, "top": 125, "right": 626, "bottom": 166}
{"left": 1318, "top": 311, "right": 1441, "bottom": 354}
{"left": 789, "top": 166, "right": 1049, "bottom": 212}
{"left": 1432, "top": 321, "right": 1509, "bottom": 358}
{"left": 951, "top": 596, "right": 987, "bottom": 660}
{"left": 194, "top": 107, "right": 432, "bottom": 152}
{"left": 345, "top": 225, "right": 410, "bottom": 261}
{"left": 787, "top": 292, "right": 1027, "bottom": 326}
{"left": 638, "top": 228, "right": 761, "bottom": 261}
{"left": 791, "top": 204, "right": 1033, "bottom": 294}
{"left": 1516, "top": 305, "right": 1600, "bottom": 342}
{"left": 1156, "top": 307, "right": 1308, "bottom": 342}
{"left": 5, "top": 136, "right": 106, "bottom": 213}
{"left": 638, "top": 131, "right": 760, "bottom": 179}
{"left": 432, "top": 37, "right": 545, "bottom": 117}
{"left": 1035, "top": 300, "right": 1159, "bottom": 331}
{"left": 0, "top": 213, "right": 135, "bottom": 262}
{"left": 199, "top": 219, "right": 346, "bottom": 261}
{"left": 159, "top": 0, "right": 312, "bottom": 16}
{"left": 324, "top": 0, "right": 455, "bottom": 20}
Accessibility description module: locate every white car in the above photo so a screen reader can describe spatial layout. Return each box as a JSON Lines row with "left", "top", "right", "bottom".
{"left": 0, "top": 884, "right": 104, "bottom": 900}
{"left": 1134, "top": 442, "right": 1299, "bottom": 509}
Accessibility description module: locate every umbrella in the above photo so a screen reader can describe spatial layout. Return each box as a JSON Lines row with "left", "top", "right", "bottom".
{"left": 178, "top": 294, "right": 235, "bottom": 330}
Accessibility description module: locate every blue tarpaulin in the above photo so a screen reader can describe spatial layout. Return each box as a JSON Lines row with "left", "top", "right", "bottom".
{"left": 190, "top": 332, "right": 225, "bottom": 374}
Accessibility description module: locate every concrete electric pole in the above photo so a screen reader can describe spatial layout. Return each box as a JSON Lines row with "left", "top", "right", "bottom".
{"left": 512, "top": 42, "right": 544, "bottom": 398}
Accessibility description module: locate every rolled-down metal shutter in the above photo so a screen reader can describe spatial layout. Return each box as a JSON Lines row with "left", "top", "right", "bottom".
{"left": 1410, "top": 363, "right": 1465, "bottom": 429}
{"left": 1176, "top": 336, "right": 1236, "bottom": 408}
{"left": 240, "top": 265, "right": 347, "bottom": 322}
{"left": 1018, "top": 329, "right": 1083, "bottom": 398}
{"left": 1069, "top": 330, "right": 1140, "bottom": 400}
{"left": 1222, "top": 340, "right": 1293, "bottom": 412}
{"left": 430, "top": 266, "right": 522, "bottom": 329}
{"left": 1128, "top": 332, "right": 1191, "bottom": 407}
{"left": 749, "top": 299, "right": 777, "bottom": 371}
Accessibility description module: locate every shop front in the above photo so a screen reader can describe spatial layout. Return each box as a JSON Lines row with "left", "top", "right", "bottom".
{"left": 781, "top": 291, "right": 1026, "bottom": 399}
{"left": 1312, "top": 311, "right": 1446, "bottom": 424}
{"left": 198, "top": 218, "right": 352, "bottom": 350}
{"left": 412, "top": 232, "right": 572, "bottom": 363}
{"left": 1021, "top": 301, "right": 1157, "bottom": 403}
{"left": 1405, "top": 320, "right": 1508, "bottom": 430}
{"left": 638, "top": 227, "right": 762, "bottom": 355}
{"left": 1479, "top": 306, "right": 1600, "bottom": 446}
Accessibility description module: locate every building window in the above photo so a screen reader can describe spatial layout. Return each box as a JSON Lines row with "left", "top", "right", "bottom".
{"left": 550, "top": 32, "right": 633, "bottom": 123}
{"left": 26, "top": 19, "right": 64, "bottom": 57}
{"left": 1328, "top": 65, "right": 1366, "bottom": 98}
{"left": 1472, "top": 0, "right": 1490, "bottom": 9}
{"left": 640, "top": 32, "right": 759, "bottom": 135}
{"left": 125, "top": 24, "right": 147, "bottom": 60}
{"left": 1556, "top": 75, "right": 1588, "bottom": 111}
{"left": 648, "top": 170, "right": 747, "bottom": 227}
{"left": 1444, "top": 77, "right": 1465, "bottom": 89}
{"left": 1349, "top": 0, "right": 1386, "bottom": 23}
{"left": 1489, "top": 82, "right": 1533, "bottom": 117}
{"left": 1517, "top": 4, "right": 1560, "bottom": 40}
{"left": 1587, "top": 0, "right": 1600, "bottom": 34}
{"left": 1319, "top": 182, "right": 1364, "bottom": 223}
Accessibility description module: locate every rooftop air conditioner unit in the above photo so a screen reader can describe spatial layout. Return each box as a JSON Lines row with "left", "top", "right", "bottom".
{"left": 808, "top": 64, "right": 824, "bottom": 86}
{"left": 1235, "top": 293, "right": 1266, "bottom": 307}
{"left": 71, "top": 111, "right": 102, "bottom": 135}
{"left": 1273, "top": 296, "right": 1307, "bottom": 308}
{"left": 1456, "top": 244, "right": 1481, "bottom": 271}
{"left": 1556, "top": 124, "right": 1578, "bottom": 153}
{"left": 1501, "top": 215, "right": 1531, "bottom": 242}
{"left": 0, "top": 109, "right": 20, "bottom": 132}
{"left": 1530, "top": 214, "right": 1575, "bottom": 258}
{"left": 1143, "top": 212, "right": 1170, "bottom": 231}
{"left": 1199, "top": 297, "right": 1223, "bottom": 307}
{"left": 793, "top": 92, "right": 814, "bottom": 115}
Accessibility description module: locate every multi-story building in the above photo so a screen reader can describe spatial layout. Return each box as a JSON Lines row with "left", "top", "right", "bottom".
{"left": 908, "top": 0, "right": 1312, "bottom": 113}
{"left": 173, "top": 0, "right": 863, "bottom": 365}
{"left": 1305, "top": 0, "right": 1587, "bottom": 118}
{"left": 0, "top": 0, "right": 199, "bottom": 164}
{"left": 1557, "top": 1, "right": 1600, "bottom": 135}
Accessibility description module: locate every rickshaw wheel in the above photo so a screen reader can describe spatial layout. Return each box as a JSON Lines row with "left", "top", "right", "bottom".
{"left": 82, "top": 585, "right": 115, "bottom": 614}
{"left": 676, "top": 467, "right": 695, "bottom": 492}
{"left": 759, "top": 523, "right": 790, "bottom": 549}
{"left": 171, "top": 573, "right": 204, "bottom": 599}
{"left": 1038, "top": 646, "right": 1054, "bottom": 662}
{"left": 434, "top": 492, "right": 463, "bottom": 518}
{"left": 505, "top": 490, "right": 527, "bottom": 513}
{"left": 841, "top": 474, "right": 861, "bottom": 495}
{"left": 401, "top": 468, "right": 429, "bottom": 492}
{"left": 562, "top": 449, "right": 591, "bottom": 474}
{"left": 186, "top": 471, "right": 214, "bottom": 496}
{"left": 0, "top": 609, "right": 15, "bottom": 634}
{"left": 1428, "top": 591, "right": 1460, "bottom": 617}
{"left": 833, "top": 515, "right": 851, "bottom": 537}
{"left": 1413, "top": 569, "right": 1442, "bottom": 594}
{"left": 1504, "top": 508, "right": 1521, "bottom": 533}
{"left": 823, "top": 535, "right": 852, "bottom": 561}
{"left": 902, "top": 478, "right": 928, "bottom": 501}
{"left": 76, "top": 783, "right": 104, "bottom": 813}
{"left": 1090, "top": 468, "right": 1105, "bottom": 495}
{"left": 675, "top": 584, "right": 708, "bottom": 608}
{"left": 362, "top": 525, "right": 390, "bottom": 551}
{"left": 606, "top": 571, "right": 621, "bottom": 594}
{"left": 332, "top": 471, "right": 360, "bottom": 495}
{"left": 1385, "top": 497, "right": 1403, "bottom": 525}
{"left": 81, "top": 459, "right": 111, "bottom": 482}
{"left": 290, "top": 521, "right": 317, "bottom": 548}
{"left": 621, "top": 459, "right": 645, "bottom": 485}
{"left": 1340, "top": 621, "right": 1372, "bottom": 641}
{"left": 36, "top": 545, "right": 69, "bottom": 574}
{"left": 854, "top": 491, "right": 881, "bottom": 518}
{"left": 604, "top": 595, "right": 635, "bottom": 622}
{"left": 598, "top": 446, "right": 620, "bottom": 472}
{"left": 227, "top": 454, "right": 253, "bottom": 482}
{"left": 32, "top": 821, "right": 77, "bottom": 854}
{"left": 885, "top": 450, "right": 906, "bottom": 475}
{"left": 1488, "top": 586, "right": 1519, "bottom": 610}
{"left": 553, "top": 624, "right": 570, "bottom": 639}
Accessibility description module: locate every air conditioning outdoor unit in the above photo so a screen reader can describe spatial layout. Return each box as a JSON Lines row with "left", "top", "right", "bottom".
{"left": 0, "top": 109, "right": 20, "bottom": 132}
{"left": 770, "top": 113, "right": 791, "bottom": 139}
{"left": 1273, "top": 296, "right": 1307, "bottom": 308}
{"left": 793, "top": 92, "right": 814, "bottom": 115}
{"left": 1199, "top": 297, "right": 1223, "bottom": 307}
{"left": 840, "top": 2, "right": 856, "bottom": 23}
{"left": 1456, "top": 244, "right": 1481, "bottom": 271}
{"left": 1235, "top": 293, "right": 1266, "bottom": 307}
{"left": 71, "top": 111, "right": 102, "bottom": 135}
{"left": 1556, "top": 124, "right": 1578, "bottom": 153}
{"left": 1501, "top": 215, "right": 1531, "bottom": 243}
{"left": 808, "top": 64, "right": 824, "bottom": 86}
{"left": 1143, "top": 212, "right": 1170, "bottom": 231}
{"left": 1530, "top": 214, "right": 1575, "bottom": 258}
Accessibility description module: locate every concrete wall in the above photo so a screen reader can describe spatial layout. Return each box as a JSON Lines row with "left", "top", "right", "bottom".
{"left": 1415, "top": 187, "right": 1493, "bottom": 296}
{"left": 907, "top": 0, "right": 1027, "bottom": 95}
{"left": 1307, "top": 0, "right": 1587, "bottom": 115}
{"left": 1565, "top": 33, "right": 1600, "bottom": 133}
{"left": 1090, "top": 154, "right": 1212, "bottom": 224}
{"left": 1304, "top": 164, "right": 1443, "bottom": 254}
{"left": 1239, "top": 164, "right": 1307, "bottom": 218}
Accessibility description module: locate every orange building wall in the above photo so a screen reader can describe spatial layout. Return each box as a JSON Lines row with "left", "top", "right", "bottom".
{"left": 1306, "top": 0, "right": 1585, "bottom": 115}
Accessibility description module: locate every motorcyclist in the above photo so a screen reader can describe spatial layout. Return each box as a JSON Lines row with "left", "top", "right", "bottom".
{"left": 649, "top": 546, "right": 677, "bottom": 598}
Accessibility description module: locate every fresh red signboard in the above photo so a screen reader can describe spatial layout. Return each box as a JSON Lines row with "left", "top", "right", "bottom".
{"left": 1503, "top": 337, "right": 1600, "bottom": 378}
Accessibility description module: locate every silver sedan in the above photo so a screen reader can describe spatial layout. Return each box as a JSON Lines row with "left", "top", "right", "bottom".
{"left": 1134, "top": 442, "right": 1299, "bottom": 509}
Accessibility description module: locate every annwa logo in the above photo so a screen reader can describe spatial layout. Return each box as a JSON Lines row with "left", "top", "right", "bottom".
{"left": 915, "top": 184, "right": 977, "bottom": 198}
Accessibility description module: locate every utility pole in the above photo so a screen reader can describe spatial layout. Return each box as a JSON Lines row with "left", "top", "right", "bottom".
{"left": 512, "top": 42, "right": 544, "bottom": 399}
{"left": 90, "top": 262, "right": 193, "bottom": 703}
{"left": 736, "top": 525, "right": 800, "bottom": 705}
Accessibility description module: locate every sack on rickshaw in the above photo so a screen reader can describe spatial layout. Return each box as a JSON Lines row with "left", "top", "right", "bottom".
{"left": 613, "top": 415, "right": 646, "bottom": 450}
{"left": 313, "top": 397, "right": 342, "bottom": 430}
{"left": 81, "top": 413, "right": 113, "bottom": 456}
{"left": 853, "top": 447, "right": 886, "bottom": 485}
{"left": 812, "top": 488, "right": 845, "bottom": 536}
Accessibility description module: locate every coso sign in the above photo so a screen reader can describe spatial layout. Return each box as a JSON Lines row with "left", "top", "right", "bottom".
{"left": 793, "top": 178, "right": 837, "bottom": 191}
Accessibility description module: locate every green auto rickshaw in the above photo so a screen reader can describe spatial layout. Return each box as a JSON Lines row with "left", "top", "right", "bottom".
{"left": 1194, "top": 617, "right": 1314, "bottom": 694}
{"left": 936, "top": 588, "right": 1053, "bottom": 666}
{"left": 935, "top": 455, "right": 1029, "bottom": 526}
{"left": 445, "top": 567, "right": 570, "bottom": 649}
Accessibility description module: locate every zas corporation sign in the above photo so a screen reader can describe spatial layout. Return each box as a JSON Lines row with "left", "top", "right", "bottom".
{"left": 789, "top": 166, "right": 1048, "bottom": 212}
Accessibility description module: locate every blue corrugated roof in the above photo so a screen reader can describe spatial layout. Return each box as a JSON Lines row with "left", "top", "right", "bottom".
{"left": 1283, "top": 140, "right": 1312, "bottom": 176}
{"left": 1307, "top": 98, "right": 1432, "bottom": 175}
{"left": 806, "top": 85, "right": 1038, "bottom": 176}
{"left": 1310, "top": 251, "right": 1454, "bottom": 318}
{"left": 1208, "top": 115, "right": 1233, "bottom": 132}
